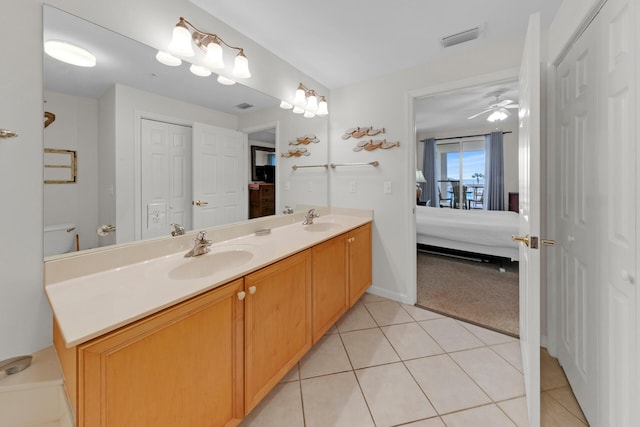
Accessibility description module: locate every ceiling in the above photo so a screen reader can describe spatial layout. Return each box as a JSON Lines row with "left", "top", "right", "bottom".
{"left": 191, "top": 0, "right": 561, "bottom": 90}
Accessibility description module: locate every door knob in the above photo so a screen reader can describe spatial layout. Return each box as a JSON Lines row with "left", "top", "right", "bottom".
{"left": 512, "top": 235, "right": 530, "bottom": 247}
{"left": 621, "top": 270, "right": 635, "bottom": 284}
{"left": 193, "top": 200, "right": 208, "bottom": 206}
{"left": 249, "top": 286, "right": 257, "bottom": 295}
{"left": 237, "top": 291, "right": 246, "bottom": 300}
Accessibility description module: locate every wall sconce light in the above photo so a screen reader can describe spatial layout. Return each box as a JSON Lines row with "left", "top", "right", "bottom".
{"left": 280, "top": 83, "right": 328, "bottom": 118}
{"left": 157, "top": 17, "right": 251, "bottom": 79}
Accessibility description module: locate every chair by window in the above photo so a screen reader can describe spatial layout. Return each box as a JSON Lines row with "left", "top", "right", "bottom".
{"left": 438, "top": 187, "right": 451, "bottom": 208}
{"left": 470, "top": 188, "right": 484, "bottom": 209}
{"left": 452, "top": 183, "right": 469, "bottom": 209}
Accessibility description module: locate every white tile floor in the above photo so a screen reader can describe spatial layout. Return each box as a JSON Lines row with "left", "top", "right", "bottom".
{"left": 240, "top": 293, "right": 528, "bottom": 427}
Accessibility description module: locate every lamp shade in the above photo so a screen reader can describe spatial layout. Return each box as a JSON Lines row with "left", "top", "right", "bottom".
{"left": 280, "top": 101, "right": 294, "bottom": 110}
{"left": 316, "top": 97, "right": 329, "bottom": 116}
{"left": 203, "top": 41, "right": 224, "bottom": 69}
{"left": 155, "top": 50, "right": 181, "bottom": 66}
{"left": 416, "top": 170, "right": 427, "bottom": 184}
{"left": 189, "top": 64, "right": 212, "bottom": 77}
{"left": 293, "top": 87, "right": 306, "bottom": 106}
{"left": 217, "top": 75, "right": 236, "bottom": 85}
{"left": 168, "top": 23, "right": 194, "bottom": 57}
{"left": 292, "top": 106, "right": 305, "bottom": 114}
{"left": 306, "top": 94, "right": 318, "bottom": 112}
{"left": 232, "top": 52, "right": 251, "bottom": 78}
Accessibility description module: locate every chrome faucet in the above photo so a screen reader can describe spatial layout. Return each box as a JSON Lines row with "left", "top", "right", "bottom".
{"left": 170, "top": 223, "right": 185, "bottom": 236}
{"left": 282, "top": 206, "right": 294, "bottom": 215}
{"left": 303, "top": 208, "right": 320, "bottom": 225}
{"left": 184, "top": 231, "right": 212, "bottom": 257}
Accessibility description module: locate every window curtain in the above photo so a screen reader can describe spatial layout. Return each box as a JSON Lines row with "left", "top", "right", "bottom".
{"left": 485, "top": 132, "right": 504, "bottom": 210}
{"left": 421, "top": 138, "right": 436, "bottom": 207}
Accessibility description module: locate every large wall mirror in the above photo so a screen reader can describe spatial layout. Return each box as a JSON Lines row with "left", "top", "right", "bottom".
{"left": 43, "top": 5, "right": 327, "bottom": 258}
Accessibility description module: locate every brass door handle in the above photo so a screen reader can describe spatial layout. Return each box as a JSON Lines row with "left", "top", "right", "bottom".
{"left": 512, "top": 235, "right": 530, "bottom": 247}
{"left": 512, "top": 235, "right": 556, "bottom": 249}
{"left": 193, "top": 200, "right": 208, "bottom": 206}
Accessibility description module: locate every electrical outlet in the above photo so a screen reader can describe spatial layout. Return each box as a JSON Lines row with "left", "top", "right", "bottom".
{"left": 350, "top": 181, "right": 357, "bottom": 193}
{"left": 384, "top": 181, "right": 392, "bottom": 194}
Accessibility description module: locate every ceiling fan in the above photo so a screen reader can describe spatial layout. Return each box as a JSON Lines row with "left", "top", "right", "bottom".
{"left": 467, "top": 95, "right": 519, "bottom": 122}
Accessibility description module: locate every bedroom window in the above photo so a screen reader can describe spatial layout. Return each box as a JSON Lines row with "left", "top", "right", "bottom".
{"left": 436, "top": 139, "right": 485, "bottom": 209}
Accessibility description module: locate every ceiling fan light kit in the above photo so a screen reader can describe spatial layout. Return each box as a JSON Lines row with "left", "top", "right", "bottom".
{"left": 467, "top": 95, "right": 519, "bottom": 122}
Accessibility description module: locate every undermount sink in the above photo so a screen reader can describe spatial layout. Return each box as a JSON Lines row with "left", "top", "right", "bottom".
{"left": 302, "top": 222, "right": 343, "bottom": 232}
{"left": 168, "top": 245, "right": 254, "bottom": 280}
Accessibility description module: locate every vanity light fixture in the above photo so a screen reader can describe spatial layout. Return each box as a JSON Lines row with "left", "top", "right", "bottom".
{"left": 189, "top": 64, "right": 212, "bottom": 77}
{"left": 280, "top": 83, "right": 328, "bottom": 118}
{"left": 162, "top": 17, "right": 251, "bottom": 79}
{"left": 44, "top": 40, "right": 96, "bottom": 67}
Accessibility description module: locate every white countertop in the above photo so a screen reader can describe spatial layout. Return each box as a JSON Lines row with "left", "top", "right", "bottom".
{"left": 45, "top": 210, "right": 372, "bottom": 347}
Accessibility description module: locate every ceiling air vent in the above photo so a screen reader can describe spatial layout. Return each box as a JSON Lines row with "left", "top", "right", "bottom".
{"left": 441, "top": 27, "right": 480, "bottom": 48}
{"left": 235, "top": 103, "right": 253, "bottom": 110}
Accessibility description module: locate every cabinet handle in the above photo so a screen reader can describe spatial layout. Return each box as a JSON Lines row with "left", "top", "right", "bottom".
{"left": 249, "top": 286, "right": 257, "bottom": 295}
{"left": 237, "top": 291, "right": 246, "bottom": 300}
{"left": 348, "top": 237, "right": 355, "bottom": 243}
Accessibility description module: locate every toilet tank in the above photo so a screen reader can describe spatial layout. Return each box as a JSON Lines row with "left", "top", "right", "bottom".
{"left": 44, "top": 223, "right": 76, "bottom": 257}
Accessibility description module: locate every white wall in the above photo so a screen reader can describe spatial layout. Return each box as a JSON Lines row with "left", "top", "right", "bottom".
{"left": 43, "top": 91, "right": 99, "bottom": 250}
{"left": 0, "top": 0, "right": 328, "bottom": 360}
{"left": 330, "top": 37, "right": 527, "bottom": 304}
{"left": 547, "top": 0, "right": 603, "bottom": 63}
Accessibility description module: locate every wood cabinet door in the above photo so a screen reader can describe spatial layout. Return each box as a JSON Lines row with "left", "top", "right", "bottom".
{"left": 311, "top": 233, "right": 349, "bottom": 343}
{"left": 244, "top": 250, "right": 312, "bottom": 413}
{"left": 348, "top": 223, "right": 373, "bottom": 306}
{"left": 78, "top": 279, "right": 244, "bottom": 427}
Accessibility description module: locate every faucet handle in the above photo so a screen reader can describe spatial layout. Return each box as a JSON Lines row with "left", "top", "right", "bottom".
{"left": 196, "top": 231, "right": 207, "bottom": 241}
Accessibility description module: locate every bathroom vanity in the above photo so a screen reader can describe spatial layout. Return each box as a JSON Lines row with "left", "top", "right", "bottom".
{"left": 45, "top": 208, "right": 372, "bottom": 426}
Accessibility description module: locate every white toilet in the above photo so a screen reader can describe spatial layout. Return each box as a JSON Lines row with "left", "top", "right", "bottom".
{"left": 44, "top": 223, "right": 76, "bottom": 257}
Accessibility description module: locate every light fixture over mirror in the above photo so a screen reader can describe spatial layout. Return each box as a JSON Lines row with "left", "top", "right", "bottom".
{"left": 159, "top": 17, "right": 251, "bottom": 79}
{"left": 280, "top": 83, "right": 328, "bottom": 118}
{"left": 44, "top": 40, "right": 96, "bottom": 67}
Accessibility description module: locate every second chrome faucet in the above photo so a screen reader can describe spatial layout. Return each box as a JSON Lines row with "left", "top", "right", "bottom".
{"left": 185, "top": 231, "right": 212, "bottom": 257}
{"left": 302, "top": 208, "right": 320, "bottom": 225}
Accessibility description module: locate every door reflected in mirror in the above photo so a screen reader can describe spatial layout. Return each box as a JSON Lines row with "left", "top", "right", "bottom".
{"left": 251, "top": 146, "right": 276, "bottom": 183}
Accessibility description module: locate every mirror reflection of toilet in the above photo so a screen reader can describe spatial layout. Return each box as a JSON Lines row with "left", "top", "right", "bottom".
{"left": 44, "top": 224, "right": 76, "bottom": 257}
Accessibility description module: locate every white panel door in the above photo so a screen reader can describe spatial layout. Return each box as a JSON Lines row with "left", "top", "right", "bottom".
{"left": 141, "top": 119, "right": 192, "bottom": 240}
{"left": 192, "top": 123, "right": 247, "bottom": 229}
{"left": 516, "top": 13, "right": 541, "bottom": 427}
{"left": 597, "top": 0, "right": 637, "bottom": 425}
{"left": 555, "top": 17, "right": 598, "bottom": 423}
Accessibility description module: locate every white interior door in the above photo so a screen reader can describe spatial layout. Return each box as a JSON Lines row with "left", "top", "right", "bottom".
{"left": 555, "top": 14, "right": 598, "bottom": 423}
{"left": 140, "top": 119, "right": 192, "bottom": 240}
{"left": 516, "top": 13, "right": 542, "bottom": 427}
{"left": 192, "top": 123, "right": 248, "bottom": 229}
{"left": 596, "top": 0, "right": 637, "bottom": 425}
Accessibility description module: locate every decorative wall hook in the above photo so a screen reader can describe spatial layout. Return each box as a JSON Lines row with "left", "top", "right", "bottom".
{"left": 44, "top": 112, "right": 56, "bottom": 128}
{"left": 0, "top": 128, "right": 19, "bottom": 139}
{"left": 353, "top": 139, "right": 399, "bottom": 152}
{"left": 342, "top": 126, "right": 385, "bottom": 139}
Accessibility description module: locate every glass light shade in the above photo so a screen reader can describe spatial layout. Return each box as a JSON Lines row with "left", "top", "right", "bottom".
{"left": 293, "top": 87, "right": 306, "bottom": 106}
{"left": 168, "top": 23, "right": 194, "bottom": 57}
{"left": 232, "top": 53, "right": 251, "bottom": 78}
{"left": 280, "top": 101, "right": 293, "bottom": 109}
{"left": 303, "top": 111, "right": 316, "bottom": 118}
{"left": 416, "top": 170, "right": 427, "bottom": 183}
{"left": 155, "top": 50, "right": 181, "bottom": 66}
{"left": 44, "top": 40, "right": 96, "bottom": 67}
{"left": 203, "top": 41, "right": 224, "bottom": 69}
{"left": 189, "top": 64, "right": 212, "bottom": 77}
{"left": 487, "top": 110, "right": 508, "bottom": 122}
{"left": 292, "top": 106, "right": 305, "bottom": 114}
{"left": 217, "top": 75, "right": 236, "bottom": 85}
{"left": 316, "top": 98, "right": 329, "bottom": 116}
{"left": 306, "top": 94, "right": 318, "bottom": 112}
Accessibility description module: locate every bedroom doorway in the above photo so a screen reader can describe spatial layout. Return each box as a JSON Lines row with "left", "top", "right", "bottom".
{"left": 412, "top": 76, "right": 521, "bottom": 336}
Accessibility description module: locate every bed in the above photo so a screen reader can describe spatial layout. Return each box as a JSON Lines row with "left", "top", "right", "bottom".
{"left": 416, "top": 206, "right": 520, "bottom": 261}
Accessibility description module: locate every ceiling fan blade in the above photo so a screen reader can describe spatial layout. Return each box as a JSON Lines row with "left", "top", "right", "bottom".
{"left": 504, "top": 104, "right": 520, "bottom": 109}
{"left": 499, "top": 107, "right": 512, "bottom": 116}
{"left": 467, "top": 108, "right": 493, "bottom": 119}
{"left": 496, "top": 99, "right": 515, "bottom": 107}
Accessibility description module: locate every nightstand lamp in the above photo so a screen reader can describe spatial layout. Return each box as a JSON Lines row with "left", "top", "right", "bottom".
{"left": 416, "top": 170, "right": 427, "bottom": 202}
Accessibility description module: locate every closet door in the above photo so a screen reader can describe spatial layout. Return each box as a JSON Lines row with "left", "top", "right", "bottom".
{"left": 596, "top": 0, "right": 637, "bottom": 425}
{"left": 554, "top": 16, "right": 599, "bottom": 423}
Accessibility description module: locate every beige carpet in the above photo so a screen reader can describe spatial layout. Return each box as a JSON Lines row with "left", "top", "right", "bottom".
{"left": 416, "top": 251, "right": 520, "bottom": 337}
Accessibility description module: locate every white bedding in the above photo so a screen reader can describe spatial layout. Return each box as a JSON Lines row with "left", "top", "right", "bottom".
{"left": 416, "top": 206, "right": 520, "bottom": 260}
